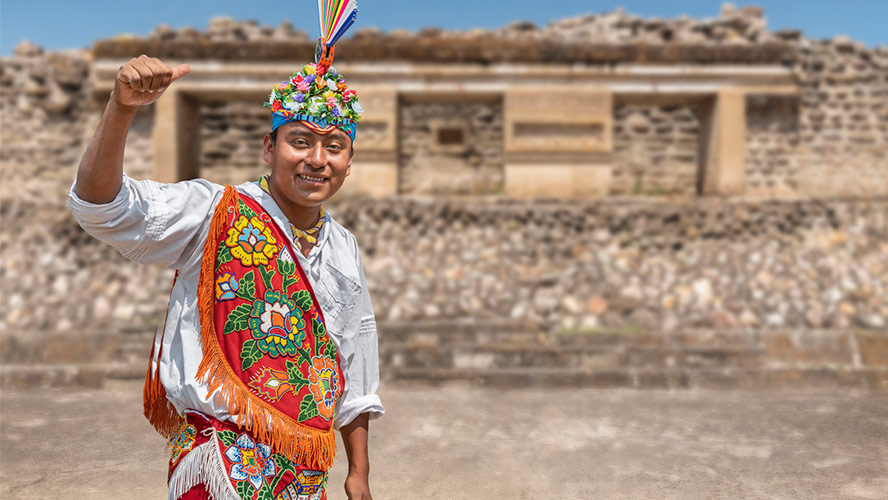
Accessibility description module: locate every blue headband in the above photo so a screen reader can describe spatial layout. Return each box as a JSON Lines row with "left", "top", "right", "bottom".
{"left": 272, "top": 113, "right": 357, "bottom": 142}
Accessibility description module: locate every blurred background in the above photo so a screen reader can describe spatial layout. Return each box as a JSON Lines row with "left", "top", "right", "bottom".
{"left": 1, "top": 1, "right": 887, "bottom": 498}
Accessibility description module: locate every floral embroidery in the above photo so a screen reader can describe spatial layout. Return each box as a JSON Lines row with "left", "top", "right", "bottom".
{"left": 308, "top": 356, "right": 340, "bottom": 421}
{"left": 225, "top": 215, "right": 279, "bottom": 267}
{"left": 279, "top": 246, "right": 294, "bottom": 263}
{"left": 249, "top": 290, "right": 307, "bottom": 357}
{"left": 224, "top": 433, "right": 276, "bottom": 490}
{"left": 249, "top": 367, "right": 292, "bottom": 402}
{"left": 277, "top": 469, "right": 326, "bottom": 500}
{"left": 168, "top": 423, "right": 196, "bottom": 465}
{"left": 215, "top": 272, "right": 239, "bottom": 301}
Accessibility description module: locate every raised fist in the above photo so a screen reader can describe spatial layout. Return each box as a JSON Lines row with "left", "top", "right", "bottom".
{"left": 114, "top": 55, "right": 191, "bottom": 108}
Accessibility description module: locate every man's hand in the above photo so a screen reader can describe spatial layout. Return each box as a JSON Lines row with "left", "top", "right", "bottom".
{"left": 75, "top": 55, "right": 190, "bottom": 203}
{"left": 114, "top": 55, "right": 191, "bottom": 109}
{"left": 344, "top": 471, "right": 372, "bottom": 500}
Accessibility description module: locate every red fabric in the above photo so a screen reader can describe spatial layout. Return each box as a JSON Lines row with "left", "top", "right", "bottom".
{"left": 179, "top": 484, "right": 212, "bottom": 500}
{"left": 168, "top": 411, "right": 329, "bottom": 500}
{"left": 212, "top": 193, "right": 344, "bottom": 429}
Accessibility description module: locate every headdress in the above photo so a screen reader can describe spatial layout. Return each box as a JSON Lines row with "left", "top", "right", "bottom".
{"left": 265, "top": 0, "right": 361, "bottom": 140}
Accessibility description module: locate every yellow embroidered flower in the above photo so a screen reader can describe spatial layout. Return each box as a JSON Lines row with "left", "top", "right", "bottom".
{"left": 303, "top": 64, "right": 316, "bottom": 75}
{"left": 323, "top": 90, "right": 336, "bottom": 100}
{"left": 225, "top": 216, "right": 279, "bottom": 267}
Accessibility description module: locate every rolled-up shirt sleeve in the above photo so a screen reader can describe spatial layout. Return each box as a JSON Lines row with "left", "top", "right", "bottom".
{"left": 333, "top": 246, "right": 385, "bottom": 430}
{"left": 66, "top": 174, "right": 222, "bottom": 269}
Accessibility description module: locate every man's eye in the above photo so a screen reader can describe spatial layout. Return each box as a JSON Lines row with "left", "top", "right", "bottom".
{"left": 293, "top": 140, "right": 310, "bottom": 147}
{"left": 327, "top": 144, "right": 342, "bottom": 152}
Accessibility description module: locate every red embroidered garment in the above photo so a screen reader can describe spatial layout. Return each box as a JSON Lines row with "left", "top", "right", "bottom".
{"left": 145, "top": 186, "right": 344, "bottom": 479}
{"left": 168, "top": 411, "right": 329, "bottom": 500}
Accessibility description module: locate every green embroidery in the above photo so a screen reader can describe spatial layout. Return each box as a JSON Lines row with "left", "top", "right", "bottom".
{"left": 216, "top": 241, "right": 233, "bottom": 268}
{"left": 298, "top": 393, "right": 319, "bottom": 422}
{"left": 312, "top": 317, "right": 326, "bottom": 337}
{"left": 256, "top": 484, "right": 273, "bottom": 500}
{"left": 277, "top": 259, "right": 298, "bottom": 290}
{"left": 323, "top": 339, "right": 337, "bottom": 360}
{"left": 240, "top": 339, "right": 262, "bottom": 371}
{"left": 236, "top": 480, "right": 255, "bottom": 500}
{"left": 258, "top": 265, "right": 275, "bottom": 290}
{"left": 286, "top": 359, "right": 308, "bottom": 385}
{"left": 296, "top": 345, "right": 312, "bottom": 368}
{"left": 217, "top": 430, "right": 237, "bottom": 448}
{"left": 224, "top": 304, "right": 253, "bottom": 335}
{"left": 238, "top": 199, "right": 257, "bottom": 219}
{"left": 291, "top": 290, "right": 313, "bottom": 313}
{"left": 235, "top": 270, "right": 256, "bottom": 301}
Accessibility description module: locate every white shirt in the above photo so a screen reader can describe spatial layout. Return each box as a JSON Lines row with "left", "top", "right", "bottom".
{"left": 66, "top": 175, "right": 384, "bottom": 429}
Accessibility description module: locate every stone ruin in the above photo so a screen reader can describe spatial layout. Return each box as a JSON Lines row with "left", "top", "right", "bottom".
{"left": 0, "top": 5, "right": 886, "bottom": 350}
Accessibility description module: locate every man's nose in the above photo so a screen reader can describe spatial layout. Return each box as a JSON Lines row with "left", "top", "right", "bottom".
{"left": 306, "top": 143, "right": 326, "bottom": 168}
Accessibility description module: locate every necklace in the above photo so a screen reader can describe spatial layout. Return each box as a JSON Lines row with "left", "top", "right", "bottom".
{"left": 257, "top": 176, "right": 326, "bottom": 249}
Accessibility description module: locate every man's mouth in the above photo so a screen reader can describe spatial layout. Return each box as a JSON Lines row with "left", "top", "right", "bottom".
{"left": 298, "top": 174, "right": 328, "bottom": 183}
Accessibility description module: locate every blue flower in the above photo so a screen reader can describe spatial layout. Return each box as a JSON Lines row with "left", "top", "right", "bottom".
{"left": 224, "top": 433, "right": 276, "bottom": 490}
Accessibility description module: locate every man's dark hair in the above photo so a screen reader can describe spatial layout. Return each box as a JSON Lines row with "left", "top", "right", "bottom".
{"left": 270, "top": 129, "right": 354, "bottom": 158}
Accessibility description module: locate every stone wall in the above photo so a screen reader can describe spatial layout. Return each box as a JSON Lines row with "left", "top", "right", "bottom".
{"left": 200, "top": 101, "right": 268, "bottom": 186}
{"left": 745, "top": 95, "right": 799, "bottom": 196}
{"left": 789, "top": 37, "right": 888, "bottom": 198}
{"left": 333, "top": 198, "right": 888, "bottom": 332}
{"left": 612, "top": 103, "right": 701, "bottom": 196}
{"left": 1, "top": 7, "right": 887, "bottom": 339}
{"left": 398, "top": 101, "right": 504, "bottom": 195}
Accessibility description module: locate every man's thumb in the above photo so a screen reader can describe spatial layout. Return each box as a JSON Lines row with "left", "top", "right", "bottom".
{"left": 171, "top": 64, "right": 192, "bottom": 82}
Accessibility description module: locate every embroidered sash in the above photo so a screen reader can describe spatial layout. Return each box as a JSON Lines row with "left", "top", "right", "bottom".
{"left": 145, "top": 186, "right": 344, "bottom": 472}
{"left": 168, "top": 411, "right": 329, "bottom": 500}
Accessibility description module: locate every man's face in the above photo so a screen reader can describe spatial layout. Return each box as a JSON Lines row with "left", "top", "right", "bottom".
{"left": 262, "top": 121, "right": 353, "bottom": 209}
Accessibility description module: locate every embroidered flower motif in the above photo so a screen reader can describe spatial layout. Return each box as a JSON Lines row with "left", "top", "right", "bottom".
{"left": 224, "top": 433, "right": 276, "bottom": 490}
{"left": 279, "top": 246, "right": 294, "bottom": 263}
{"left": 169, "top": 424, "right": 196, "bottom": 464}
{"left": 249, "top": 367, "right": 292, "bottom": 402}
{"left": 225, "top": 216, "right": 279, "bottom": 267}
{"left": 215, "top": 272, "right": 239, "bottom": 301}
{"left": 308, "top": 356, "right": 340, "bottom": 420}
{"left": 249, "top": 290, "right": 307, "bottom": 357}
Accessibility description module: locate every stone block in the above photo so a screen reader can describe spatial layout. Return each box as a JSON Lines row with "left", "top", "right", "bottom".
{"left": 505, "top": 163, "right": 612, "bottom": 198}
{"left": 334, "top": 161, "right": 398, "bottom": 198}
{"left": 856, "top": 333, "right": 888, "bottom": 367}
{"left": 504, "top": 87, "right": 612, "bottom": 154}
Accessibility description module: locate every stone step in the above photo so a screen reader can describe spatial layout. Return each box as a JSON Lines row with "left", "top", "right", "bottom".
{"left": 379, "top": 342, "right": 764, "bottom": 370}
{"left": 0, "top": 363, "right": 144, "bottom": 389}
{"left": 385, "top": 366, "right": 888, "bottom": 390}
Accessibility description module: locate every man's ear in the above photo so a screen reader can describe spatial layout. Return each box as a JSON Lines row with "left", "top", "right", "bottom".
{"left": 262, "top": 133, "right": 274, "bottom": 165}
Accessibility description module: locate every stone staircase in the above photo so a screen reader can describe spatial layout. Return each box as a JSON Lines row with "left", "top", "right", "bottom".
{"left": 379, "top": 320, "right": 888, "bottom": 390}
{"left": 2, "top": 322, "right": 886, "bottom": 390}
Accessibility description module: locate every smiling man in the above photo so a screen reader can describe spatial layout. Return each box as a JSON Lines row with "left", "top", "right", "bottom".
{"left": 67, "top": 55, "right": 383, "bottom": 500}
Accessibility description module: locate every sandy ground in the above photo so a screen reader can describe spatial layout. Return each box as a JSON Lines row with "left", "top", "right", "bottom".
{"left": 2, "top": 380, "right": 887, "bottom": 500}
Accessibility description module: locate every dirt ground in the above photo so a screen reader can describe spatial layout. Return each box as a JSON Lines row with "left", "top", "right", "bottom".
{"left": 2, "top": 380, "right": 887, "bottom": 499}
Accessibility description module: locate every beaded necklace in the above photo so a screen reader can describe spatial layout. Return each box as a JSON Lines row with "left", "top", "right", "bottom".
{"left": 257, "top": 176, "right": 326, "bottom": 249}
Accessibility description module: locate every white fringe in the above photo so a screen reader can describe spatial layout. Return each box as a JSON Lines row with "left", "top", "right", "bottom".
{"left": 168, "top": 429, "right": 241, "bottom": 500}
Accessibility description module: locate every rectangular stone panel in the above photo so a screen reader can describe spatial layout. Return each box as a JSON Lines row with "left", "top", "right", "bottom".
{"left": 505, "top": 163, "right": 612, "bottom": 198}
{"left": 505, "top": 87, "right": 612, "bottom": 153}
{"left": 348, "top": 86, "right": 397, "bottom": 153}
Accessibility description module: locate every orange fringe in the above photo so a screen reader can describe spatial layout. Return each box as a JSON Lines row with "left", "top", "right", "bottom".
{"left": 144, "top": 272, "right": 184, "bottom": 439}
{"left": 193, "top": 186, "right": 336, "bottom": 470}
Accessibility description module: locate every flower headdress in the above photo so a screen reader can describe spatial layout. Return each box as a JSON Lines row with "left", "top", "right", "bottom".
{"left": 265, "top": 0, "right": 361, "bottom": 140}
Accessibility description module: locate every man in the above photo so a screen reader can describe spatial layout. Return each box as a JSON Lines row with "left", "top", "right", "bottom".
{"left": 67, "top": 54, "right": 383, "bottom": 500}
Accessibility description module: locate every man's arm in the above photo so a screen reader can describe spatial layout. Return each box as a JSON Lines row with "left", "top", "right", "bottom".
{"left": 341, "top": 412, "right": 372, "bottom": 500}
{"left": 75, "top": 55, "right": 190, "bottom": 203}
